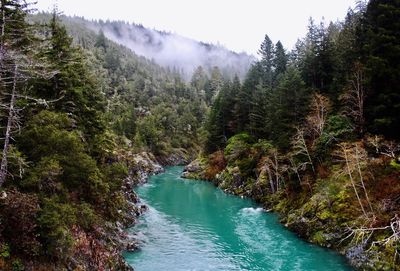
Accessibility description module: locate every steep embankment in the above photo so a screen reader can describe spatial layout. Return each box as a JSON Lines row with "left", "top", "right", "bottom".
{"left": 1, "top": 8, "right": 188, "bottom": 270}
{"left": 182, "top": 136, "right": 400, "bottom": 271}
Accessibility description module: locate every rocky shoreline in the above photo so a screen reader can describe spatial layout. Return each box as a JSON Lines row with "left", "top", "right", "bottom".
{"left": 114, "top": 152, "right": 165, "bottom": 269}
{"left": 116, "top": 151, "right": 193, "bottom": 269}
{"left": 181, "top": 159, "right": 398, "bottom": 271}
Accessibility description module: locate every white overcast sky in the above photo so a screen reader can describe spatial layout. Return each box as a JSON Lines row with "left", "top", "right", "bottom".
{"left": 35, "top": 0, "right": 356, "bottom": 55}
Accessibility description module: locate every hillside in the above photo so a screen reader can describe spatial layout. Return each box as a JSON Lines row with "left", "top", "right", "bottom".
{"left": 56, "top": 15, "right": 255, "bottom": 80}
{"left": 183, "top": 1, "right": 400, "bottom": 270}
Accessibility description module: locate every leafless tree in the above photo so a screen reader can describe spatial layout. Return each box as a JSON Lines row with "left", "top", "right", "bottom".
{"left": 335, "top": 142, "right": 374, "bottom": 217}
{"left": 292, "top": 127, "right": 315, "bottom": 174}
{"left": 366, "top": 135, "right": 400, "bottom": 160}
{"left": 258, "top": 148, "right": 284, "bottom": 194}
{"left": 306, "top": 92, "right": 331, "bottom": 139}
{"left": 340, "top": 62, "right": 366, "bottom": 134}
{"left": 0, "top": 1, "right": 60, "bottom": 187}
{"left": 341, "top": 215, "right": 400, "bottom": 267}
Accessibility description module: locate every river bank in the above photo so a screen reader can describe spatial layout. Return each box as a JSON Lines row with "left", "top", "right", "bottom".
{"left": 181, "top": 150, "right": 400, "bottom": 271}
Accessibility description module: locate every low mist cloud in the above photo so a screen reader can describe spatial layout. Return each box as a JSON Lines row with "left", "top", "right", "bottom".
{"left": 85, "top": 20, "right": 255, "bottom": 80}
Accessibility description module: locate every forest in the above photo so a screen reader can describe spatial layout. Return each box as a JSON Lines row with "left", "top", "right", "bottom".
{"left": 0, "top": 0, "right": 399, "bottom": 270}
{"left": 185, "top": 1, "right": 400, "bottom": 270}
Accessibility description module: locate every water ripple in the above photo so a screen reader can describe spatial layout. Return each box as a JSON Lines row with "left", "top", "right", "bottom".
{"left": 124, "top": 167, "right": 353, "bottom": 271}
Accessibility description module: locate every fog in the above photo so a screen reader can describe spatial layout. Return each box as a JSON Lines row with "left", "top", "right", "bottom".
{"left": 85, "top": 20, "right": 255, "bottom": 80}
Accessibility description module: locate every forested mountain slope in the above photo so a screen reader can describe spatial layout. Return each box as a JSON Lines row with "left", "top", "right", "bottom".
{"left": 31, "top": 13, "right": 212, "bottom": 161}
{"left": 0, "top": 2, "right": 203, "bottom": 269}
{"left": 45, "top": 14, "right": 255, "bottom": 80}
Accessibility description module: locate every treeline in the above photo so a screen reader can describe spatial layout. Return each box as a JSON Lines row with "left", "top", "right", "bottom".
{"left": 205, "top": 0, "right": 399, "bottom": 152}
{"left": 196, "top": 0, "right": 400, "bottom": 269}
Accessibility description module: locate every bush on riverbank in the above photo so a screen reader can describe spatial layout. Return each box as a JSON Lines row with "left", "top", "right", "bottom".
{"left": 183, "top": 133, "right": 400, "bottom": 270}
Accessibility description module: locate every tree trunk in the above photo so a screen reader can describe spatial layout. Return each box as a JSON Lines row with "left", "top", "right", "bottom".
{"left": 355, "top": 147, "right": 373, "bottom": 214}
{"left": 0, "top": 64, "right": 17, "bottom": 187}
{"left": 0, "top": 0, "right": 5, "bottom": 50}
{"left": 343, "top": 146, "right": 367, "bottom": 217}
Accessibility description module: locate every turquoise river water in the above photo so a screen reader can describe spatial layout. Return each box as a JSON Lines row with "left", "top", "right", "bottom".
{"left": 124, "top": 166, "right": 353, "bottom": 271}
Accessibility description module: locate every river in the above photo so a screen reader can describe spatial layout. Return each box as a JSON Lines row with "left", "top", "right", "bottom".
{"left": 124, "top": 166, "right": 353, "bottom": 271}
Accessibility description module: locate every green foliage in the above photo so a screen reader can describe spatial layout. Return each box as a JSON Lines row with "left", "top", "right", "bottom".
{"left": 259, "top": 34, "right": 274, "bottom": 88}
{"left": 11, "top": 259, "right": 24, "bottom": 271}
{"left": 269, "top": 66, "right": 310, "bottom": 149}
{"left": 102, "top": 162, "right": 128, "bottom": 191}
{"left": 136, "top": 115, "right": 163, "bottom": 154}
{"left": 204, "top": 80, "right": 235, "bottom": 153}
{"left": 0, "top": 244, "right": 10, "bottom": 258}
{"left": 77, "top": 203, "right": 101, "bottom": 231}
{"left": 18, "top": 110, "right": 110, "bottom": 202}
{"left": 389, "top": 160, "right": 400, "bottom": 170}
{"left": 314, "top": 115, "right": 354, "bottom": 157}
{"left": 253, "top": 140, "right": 274, "bottom": 154}
{"left": 273, "top": 41, "right": 288, "bottom": 84}
{"left": 224, "top": 133, "right": 254, "bottom": 163}
{"left": 37, "top": 197, "right": 76, "bottom": 259}
{"left": 311, "top": 231, "right": 327, "bottom": 246}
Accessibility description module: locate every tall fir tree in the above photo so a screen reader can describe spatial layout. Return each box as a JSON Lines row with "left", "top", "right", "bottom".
{"left": 273, "top": 41, "right": 288, "bottom": 81}
{"left": 258, "top": 34, "right": 274, "bottom": 89}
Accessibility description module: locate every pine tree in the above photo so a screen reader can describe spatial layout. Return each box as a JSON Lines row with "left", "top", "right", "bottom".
{"left": 95, "top": 29, "right": 107, "bottom": 49}
{"left": 248, "top": 83, "right": 268, "bottom": 138}
{"left": 191, "top": 65, "right": 208, "bottom": 94}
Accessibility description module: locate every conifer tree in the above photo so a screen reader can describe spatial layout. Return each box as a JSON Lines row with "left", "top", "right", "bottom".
{"left": 258, "top": 34, "right": 274, "bottom": 89}
{"left": 0, "top": 0, "right": 44, "bottom": 187}
{"left": 361, "top": 0, "right": 400, "bottom": 138}
{"left": 38, "top": 12, "right": 106, "bottom": 145}
{"left": 206, "top": 66, "right": 223, "bottom": 105}
{"left": 273, "top": 41, "right": 288, "bottom": 80}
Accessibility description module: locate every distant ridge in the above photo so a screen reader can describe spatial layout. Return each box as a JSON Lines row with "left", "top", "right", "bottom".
{"left": 60, "top": 16, "right": 255, "bottom": 80}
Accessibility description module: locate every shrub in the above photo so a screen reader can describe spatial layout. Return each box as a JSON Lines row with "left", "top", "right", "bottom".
{"left": 0, "top": 189, "right": 41, "bottom": 257}
{"left": 37, "top": 197, "right": 76, "bottom": 259}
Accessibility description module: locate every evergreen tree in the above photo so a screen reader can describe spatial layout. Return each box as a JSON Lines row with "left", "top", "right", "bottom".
{"left": 248, "top": 83, "right": 269, "bottom": 138}
{"left": 270, "top": 67, "right": 310, "bottom": 149}
{"left": 206, "top": 66, "right": 223, "bottom": 105}
{"left": 0, "top": 0, "right": 40, "bottom": 187}
{"left": 239, "top": 62, "right": 264, "bottom": 134}
{"left": 273, "top": 41, "right": 288, "bottom": 80}
{"left": 95, "top": 29, "right": 108, "bottom": 49}
{"left": 229, "top": 75, "right": 241, "bottom": 133}
{"left": 204, "top": 76, "right": 241, "bottom": 153}
{"left": 258, "top": 34, "right": 274, "bottom": 89}
{"left": 361, "top": 0, "right": 400, "bottom": 138}
{"left": 191, "top": 65, "right": 208, "bottom": 96}
{"left": 39, "top": 13, "right": 106, "bottom": 146}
